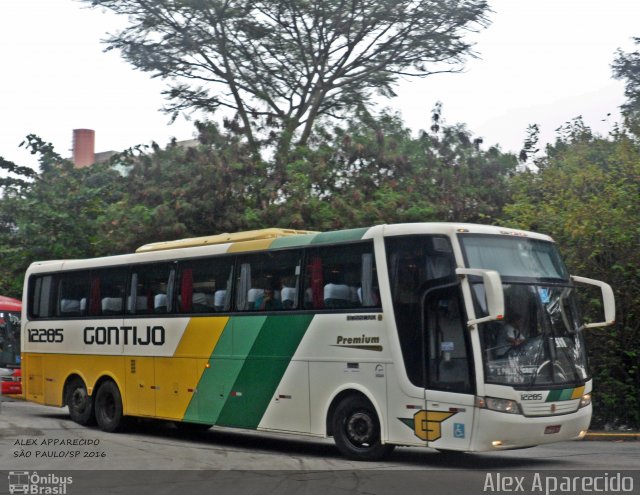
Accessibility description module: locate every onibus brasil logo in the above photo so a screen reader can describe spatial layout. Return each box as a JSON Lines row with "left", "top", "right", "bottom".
{"left": 8, "top": 471, "right": 73, "bottom": 494}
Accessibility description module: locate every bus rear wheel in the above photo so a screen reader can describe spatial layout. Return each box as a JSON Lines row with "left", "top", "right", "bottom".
{"left": 94, "top": 380, "right": 125, "bottom": 433}
{"left": 332, "top": 396, "right": 395, "bottom": 461}
{"left": 65, "top": 377, "right": 95, "bottom": 426}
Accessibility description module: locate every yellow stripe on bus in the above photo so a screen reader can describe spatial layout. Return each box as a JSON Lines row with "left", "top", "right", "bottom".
{"left": 226, "top": 239, "right": 274, "bottom": 253}
{"left": 23, "top": 353, "right": 126, "bottom": 407}
{"left": 571, "top": 386, "right": 585, "bottom": 400}
{"left": 154, "top": 317, "right": 230, "bottom": 419}
{"left": 24, "top": 318, "right": 230, "bottom": 420}
{"left": 173, "top": 317, "right": 229, "bottom": 358}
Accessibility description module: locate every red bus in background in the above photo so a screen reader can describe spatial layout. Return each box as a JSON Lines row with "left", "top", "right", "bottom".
{"left": 0, "top": 296, "right": 22, "bottom": 395}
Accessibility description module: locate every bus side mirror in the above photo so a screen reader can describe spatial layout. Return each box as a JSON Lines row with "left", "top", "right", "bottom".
{"left": 456, "top": 268, "right": 505, "bottom": 328}
{"left": 571, "top": 275, "right": 616, "bottom": 328}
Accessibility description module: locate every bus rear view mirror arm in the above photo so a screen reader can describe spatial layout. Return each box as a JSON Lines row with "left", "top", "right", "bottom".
{"left": 571, "top": 275, "right": 616, "bottom": 328}
{"left": 456, "top": 268, "right": 505, "bottom": 328}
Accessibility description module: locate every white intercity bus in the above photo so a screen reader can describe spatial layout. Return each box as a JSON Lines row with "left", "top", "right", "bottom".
{"left": 21, "top": 223, "right": 615, "bottom": 460}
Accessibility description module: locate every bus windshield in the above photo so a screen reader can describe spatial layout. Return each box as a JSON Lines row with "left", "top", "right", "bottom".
{"left": 459, "top": 234, "right": 569, "bottom": 282}
{"left": 459, "top": 235, "right": 588, "bottom": 388}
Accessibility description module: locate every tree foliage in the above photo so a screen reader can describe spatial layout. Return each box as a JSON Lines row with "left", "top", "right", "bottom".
{"left": 237, "top": 105, "right": 517, "bottom": 229}
{"left": 93, "top": 108, "right": 517, "bottom": 244}
{"left": 612, "top": 37, "right": 640, "bottom": 132}
{"left": 86, "top": 0, "right": 490, "bottom": 168}
{"left": 97, "top": 124, "right": 264, "bottom": 254}
{"left": 0, "top": 137, "right": 125, "bottom": 296}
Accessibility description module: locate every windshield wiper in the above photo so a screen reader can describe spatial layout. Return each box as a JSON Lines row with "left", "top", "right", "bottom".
{"left": 552, "top": 337, "right": 581, "bottom": 383}
{"left": 524, "top": 338, "right": 548, "bottom": 387}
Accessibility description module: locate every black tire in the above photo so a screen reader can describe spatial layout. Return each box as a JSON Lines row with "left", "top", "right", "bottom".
{"left": 65, "top": 377, "right": 95, "bottom": 426}
{"left": 94, "top": 380, "right": 125, "bottom": 433}
{"left": 332, "top": 396, "right": 395, "bottom": 461}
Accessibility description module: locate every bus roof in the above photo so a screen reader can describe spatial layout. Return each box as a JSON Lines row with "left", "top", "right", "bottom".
{"left": 136, "top": 224, "right": 553, "bottom": 254}
{"left": 136, "top": 228, "right": 319, "bottom": 253}
{"left": 25, "top": 223, "right": 554, "bottom": 275}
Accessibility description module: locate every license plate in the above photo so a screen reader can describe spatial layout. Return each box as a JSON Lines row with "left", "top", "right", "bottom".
{"left": 544, "top": 425, "right": 561, "bottom": 434}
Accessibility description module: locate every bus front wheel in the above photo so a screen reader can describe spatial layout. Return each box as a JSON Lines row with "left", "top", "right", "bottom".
{"left": 94, "top": 380, "right": 124, "bottom": 433}
{"left": 65, "top": 377, "right": 95, "bottom": 426}
{"left": 332, "top": 396, "right": 395, "bottom": 461}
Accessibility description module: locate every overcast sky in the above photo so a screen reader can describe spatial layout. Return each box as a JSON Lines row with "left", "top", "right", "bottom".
{"left": 1, "top": 0, "right": 639, "bottom": 170}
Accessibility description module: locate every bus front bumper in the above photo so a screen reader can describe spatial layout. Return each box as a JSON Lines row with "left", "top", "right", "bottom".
{"left": 470, "top": 405, "right": 591, "bottom": 451}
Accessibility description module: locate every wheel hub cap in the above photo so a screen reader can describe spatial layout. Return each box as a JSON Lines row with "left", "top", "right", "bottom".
{"left": 347, "top": 412, "right": 374, "bottom": 444}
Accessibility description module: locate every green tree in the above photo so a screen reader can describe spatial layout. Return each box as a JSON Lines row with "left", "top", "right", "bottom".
{"left": 0, "top": 137, "right": 125, "bottom": 296}
{"left": 93, "top": 125, "right": 261, "bottom": 254}
{"left": 612, "top": 36, "right": 640, "bottom": 132}
{"left": 252, "top": 107, "right": 518, "bottom": 229}
{"left": 505, "top": 118, "right": 640, "bottom": 428}
{"left": 85, "top": 0, "right": 490, "bottom": 171}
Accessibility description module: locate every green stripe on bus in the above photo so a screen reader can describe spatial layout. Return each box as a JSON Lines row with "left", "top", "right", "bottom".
{"left": 232, "top": 315, "right": 268, "bottom": 355}
{"left": 182, "top": 316, "right": 266, "bottom": 424}
{"left": 183, "top": 314, "right": 314, "bottom": 427}
{"left": 546, "top": 388, "right": 574, "bottom": 402}
{"left": 559, "top": 388, "right": 574, "bottom": 401}
{"left": 216, "top": 314, "right": 314, "bottom": 429}
{"left": 310, "top": 227, "right": 369, "bottom": 245}
{"left": 270, "top": 233, "right": 318, "bottom": 249}
{"left": 546, "top": 390, "right": 559, "bottom": 402}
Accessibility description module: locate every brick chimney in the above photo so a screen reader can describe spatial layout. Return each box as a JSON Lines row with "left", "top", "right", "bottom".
{"left": 72, "top": 129, "right": 95, "bottom": 168}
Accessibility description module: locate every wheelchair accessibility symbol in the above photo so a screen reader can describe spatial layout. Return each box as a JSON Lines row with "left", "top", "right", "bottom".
{"left": 453, "top": 423, "right": 465, "bottom": 438}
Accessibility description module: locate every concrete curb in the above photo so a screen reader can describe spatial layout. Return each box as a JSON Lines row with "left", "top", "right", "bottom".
{"left": 583, "top": 432, "right": 640, "bottom": 441}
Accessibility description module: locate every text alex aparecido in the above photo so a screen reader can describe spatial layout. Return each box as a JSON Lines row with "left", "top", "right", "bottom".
{"left": 484, "top": 473, "right": 634, "bottom": 495}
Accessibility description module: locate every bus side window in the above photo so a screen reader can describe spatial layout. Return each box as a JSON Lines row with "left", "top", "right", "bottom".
{"left": 29, "top": 275, "right": 54, "bottom": 319}
{"left": 58, "top": 273, "right": 91, "bottom": 317}
{"left": 303, "top": 242, "right": 380, "bottom": 311}
{"left": 235, "top": 250, "right": 303, "bottom": 312}
{"left": 129, "top": 264, "right": 175, "bottom": 315}
{"left": 92, "top": 269, "right": 128, "bottom": 317}
{"left": 177, "top": 257, "right": 234, "bottom": 314}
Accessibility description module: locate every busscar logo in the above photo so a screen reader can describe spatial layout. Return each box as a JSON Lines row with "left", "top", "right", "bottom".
{"left": 332, "top": 335, "right": 382, "bottom": 352}
{"left": 8, "top": 471, "right": 73, "bottom": 494}
{"left": 346, "top": 314, "right": 383, "bottom": 322}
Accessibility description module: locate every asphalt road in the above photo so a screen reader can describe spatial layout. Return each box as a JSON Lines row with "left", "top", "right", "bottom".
{"left": 1, "top": 397, "right": 639, "bottom": 495}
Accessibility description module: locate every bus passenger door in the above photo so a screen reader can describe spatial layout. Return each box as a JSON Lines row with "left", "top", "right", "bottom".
{"left": 422, "top": 284, "right": 475, "bottom": 451}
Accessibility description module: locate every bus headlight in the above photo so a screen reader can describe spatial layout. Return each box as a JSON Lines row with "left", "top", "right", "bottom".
{"left": 579, "top": 393, "right": 592, "bottom": 408}
{"left": 479, "top": 396, "right": 521, "bottom": 415}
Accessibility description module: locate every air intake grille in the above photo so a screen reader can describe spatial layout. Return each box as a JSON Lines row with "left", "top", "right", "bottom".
{"left": 521, "top": 400, "right": 580, "bottom": 416}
